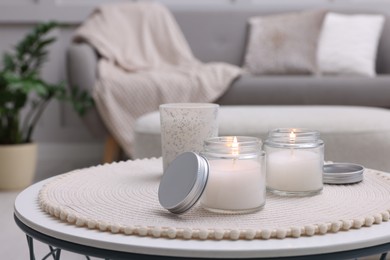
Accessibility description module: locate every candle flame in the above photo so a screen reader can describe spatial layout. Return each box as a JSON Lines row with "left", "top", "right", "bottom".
{"left": 289, "top": 130, "right": 296, "bottom": 142}
{"left": 232, "top": 136, "right": 239, "bottom": 156}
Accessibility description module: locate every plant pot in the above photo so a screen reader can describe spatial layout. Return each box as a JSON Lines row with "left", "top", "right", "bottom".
{"left": 0, "top": 143, "right": 37, "bottom": 190}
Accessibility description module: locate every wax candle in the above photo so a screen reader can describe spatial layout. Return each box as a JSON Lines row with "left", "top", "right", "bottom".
{"left": 264, "top": 128, "right": 324, "bottom": 196}
{"left": 266, "top": 150, "right": 323, "bottom": 192}
{"left": 200, "top": 136, "right": 266, "bottom": 214}
{"left": 201, "top": 159, "right": 265, "bottom": 211}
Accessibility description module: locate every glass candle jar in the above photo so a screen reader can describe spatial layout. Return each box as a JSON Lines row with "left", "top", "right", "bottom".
{"left": 200, "top": 136, "right": 266, "bottom": 214}
{"left": 264, "top": 128, "right": 324, "bottom": 197}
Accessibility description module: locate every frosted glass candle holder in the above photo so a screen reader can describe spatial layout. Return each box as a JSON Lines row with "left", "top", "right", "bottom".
{"left": 160, "top": 103, "right": 219, "bottom": 172}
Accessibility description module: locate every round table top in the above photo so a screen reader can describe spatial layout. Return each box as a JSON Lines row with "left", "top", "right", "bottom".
{"left": 14, "top": 176, "right": 390, "bottom": 259}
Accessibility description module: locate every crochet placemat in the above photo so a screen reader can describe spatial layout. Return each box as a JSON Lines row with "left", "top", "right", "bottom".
{"left": 38, "top": 158, "right": 390, "bottom": 240}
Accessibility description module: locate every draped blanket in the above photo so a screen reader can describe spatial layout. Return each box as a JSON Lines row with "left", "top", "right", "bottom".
{"left": 74, "top": 2, "right": 242, "bottom": 156}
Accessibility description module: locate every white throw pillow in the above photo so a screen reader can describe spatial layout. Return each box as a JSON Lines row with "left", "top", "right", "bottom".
{"left": 317, "top": 13, "right": 385, "bottom": 77}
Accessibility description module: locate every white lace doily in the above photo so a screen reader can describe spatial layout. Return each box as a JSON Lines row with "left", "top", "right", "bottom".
{"left": 38, "top": 158, "right": 390, "bottom": 240}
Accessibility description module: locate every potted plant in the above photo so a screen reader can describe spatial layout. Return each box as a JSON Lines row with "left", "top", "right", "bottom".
{"left": 0, "top": 21, "right": 93, "bottom": 190}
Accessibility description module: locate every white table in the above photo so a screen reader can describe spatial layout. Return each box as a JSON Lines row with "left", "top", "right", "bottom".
{"left": 15, "top": 177, "right": 390, "bottom": 260}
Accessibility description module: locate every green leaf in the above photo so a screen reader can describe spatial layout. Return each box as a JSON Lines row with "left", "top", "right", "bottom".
{"left": 13, "top": 92, "right": 27, "bottom": 111}
{"left": 2, "top": 53, "right": 15, "bottom": 71}
{"left": 69, "top": 87, "right": 95, "bottom": 116}
{"left": 37, "top": 38, "right": 56, "bottom": 50}
{"left": 0, "top": 21, "right": 94, "bottom": 144}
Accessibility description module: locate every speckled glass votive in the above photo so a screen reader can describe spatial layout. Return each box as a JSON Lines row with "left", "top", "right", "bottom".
{"left": 160, "top": 103, "right": 219, "bottom": 172}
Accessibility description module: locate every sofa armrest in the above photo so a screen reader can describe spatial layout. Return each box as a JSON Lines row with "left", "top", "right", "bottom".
{"left": 66, "top": 43, "right": 109, "bottom": 139}
{"left": 66, "top": 42, "right": 98, "bottom": 93}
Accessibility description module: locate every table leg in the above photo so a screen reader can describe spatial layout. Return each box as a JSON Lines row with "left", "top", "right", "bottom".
{"left": 27, "top": 237, "right": 62, "bottom": 260}
{"left": 26, "top": 235, "right": 36, "bottom": 260}
{"left": 54, "top": 248, "right": 61, "bottom": 260}
{"left": 26, "top": 234, "right": 95, "bottom": 260}
{"left": 41, "top": 245, "right": 61, "bottom": 260}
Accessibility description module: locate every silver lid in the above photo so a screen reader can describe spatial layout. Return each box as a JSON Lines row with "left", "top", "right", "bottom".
{"left": 323, "top": 163, "right": 364, "bottom": 184}
{"left": 158, "top": 152, "right": 209, "bottom": 214}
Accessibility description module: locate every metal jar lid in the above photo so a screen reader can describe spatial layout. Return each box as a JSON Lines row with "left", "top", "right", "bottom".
{"left": 323, "top": 163, "right": 364, "bottom": 184}
{"left": 158, "top": 152, "right": 209, "bottom": 214}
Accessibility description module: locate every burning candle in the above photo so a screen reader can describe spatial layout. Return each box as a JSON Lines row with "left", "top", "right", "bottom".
{"left": 265, "top": 128, "right": 324, "bottom": 196}
{"left": 200, "top": 136, "right": 266, "bottom": 214}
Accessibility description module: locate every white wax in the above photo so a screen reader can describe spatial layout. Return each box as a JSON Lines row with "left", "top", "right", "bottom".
{"left": 266, "top": 149, "right": 323, "bottom": 192}
{"left": 200, "top": 159, "right": 265, "bottom": 211}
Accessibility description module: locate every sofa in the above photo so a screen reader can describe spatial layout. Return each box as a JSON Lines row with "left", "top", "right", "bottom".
{"left": 67, "top": 2, "right": 390, "bottom": 161}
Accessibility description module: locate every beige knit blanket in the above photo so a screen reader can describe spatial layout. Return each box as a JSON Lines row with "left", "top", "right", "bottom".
{"left": 74, "top": 2, "right": 242, "bottom": 156}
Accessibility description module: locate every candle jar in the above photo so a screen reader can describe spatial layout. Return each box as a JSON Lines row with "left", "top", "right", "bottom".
{"left": 200, "top": 136, "right": 266, "bottom": 214}
{"left": 264, "top": 128, "right": 324, "bottom": 197}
